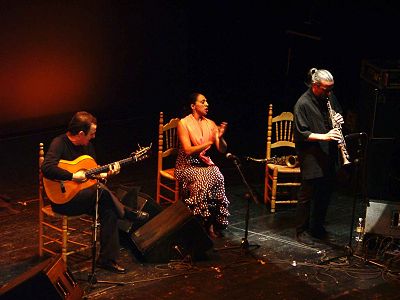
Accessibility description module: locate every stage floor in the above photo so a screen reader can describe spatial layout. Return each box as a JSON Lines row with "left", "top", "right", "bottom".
{"left": 0, "top": 117, "right": 399, "bottom": 299}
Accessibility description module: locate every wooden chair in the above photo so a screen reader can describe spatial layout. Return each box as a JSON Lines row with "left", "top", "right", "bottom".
{"left": 264, "top": 104, "right": 301, "bottom": 213}
{"left": 38, "top": 143, "right": 93, "bottom": 263}
{"left": 156, "top": 112, "right": 180, "bottom": 206}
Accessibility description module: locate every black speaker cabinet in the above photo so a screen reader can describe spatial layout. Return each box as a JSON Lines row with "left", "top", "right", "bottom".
{"left": 358, "top": 80, "right": 400, "bottom": 139}
{"left": 367, "top": 138, "right": 399, "bottom": 201}
{"left": 0, "top": 255, "right": 82, "bottom": 300}
{"left": 365, "top": 199, "right": 400, "bottom": 238}
{"left": 127, "top": 200, "right": 213, "bottom": 263}
{"left": 117, "top": 187, "right": 163, "bottom": 233}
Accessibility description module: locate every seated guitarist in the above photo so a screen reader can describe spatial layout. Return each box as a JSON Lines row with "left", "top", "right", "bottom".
{"left": 42, "top": 111, "right": 147, "bottom": 274}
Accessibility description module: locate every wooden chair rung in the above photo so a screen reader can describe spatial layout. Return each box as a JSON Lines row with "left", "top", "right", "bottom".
{"left": 160, "top": 182, "right": 177, "bottom": 193}
{"left": 160, "top": 194, "right": 175, "bottom": 203}
{"left": 42, "top": 248, "right": 58, "bottom": 255}
{"left": 43, "top": 235, "right": 62, "bottom": 245}
{"left": 276, "top": 183, "right": 301, "bottom": 186}
{"left": 42, "top": 222, "right": 63, "bottom": 232}
{"left": 274, "top": 200, "right": 299, "bottom": 204}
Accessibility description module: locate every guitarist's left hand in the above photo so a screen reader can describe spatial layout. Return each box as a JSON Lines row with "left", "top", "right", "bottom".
{"left": 72, "top": 170, "right": 87, "bottom": 182}
{"left": 100, "top": 162, "right": 121, "bottom": 178}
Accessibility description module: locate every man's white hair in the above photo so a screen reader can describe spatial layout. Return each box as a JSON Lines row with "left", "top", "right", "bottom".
{"left": 309, "top": 68, "right": 334, "bottom": 84}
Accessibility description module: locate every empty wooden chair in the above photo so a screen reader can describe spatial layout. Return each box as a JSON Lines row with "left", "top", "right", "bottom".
{"left": 264, "top": 104, "right": 301, "bottom": 213}
{"left": 155, "top": 112, "right": 180, "bottom": 205}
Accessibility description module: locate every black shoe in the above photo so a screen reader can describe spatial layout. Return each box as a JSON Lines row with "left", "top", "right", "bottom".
{"left": 309, "top": 226, "right": 326, "bottom": 238}
{"left": 296, "top": 231, "right": 315, "bottom": 246}
{"left": 315, "top": 231, "right": 336, "bottom": 243}
{"left": 124, "top": 207, "right": 149, "bottom": 222}
{"left": 310, "top": 228, "right": 336, "bottom": 242}
{"left": 97, "top": 259, "right": 127, "bottom": 274}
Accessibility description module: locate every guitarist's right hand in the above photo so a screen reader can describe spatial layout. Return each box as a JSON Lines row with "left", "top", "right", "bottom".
{"left": 72, "top": 170, "right": 86, "bottom": 182}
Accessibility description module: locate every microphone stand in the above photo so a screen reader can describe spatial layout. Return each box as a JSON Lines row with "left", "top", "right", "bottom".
{"left": 219, "top": 157, "right": 260, "bottom": 253}
{"left": 84, "top": 179, "right": 126, "bottom": 295}
{"left": 319, "top": 133, "right": 368, "bottom": 265}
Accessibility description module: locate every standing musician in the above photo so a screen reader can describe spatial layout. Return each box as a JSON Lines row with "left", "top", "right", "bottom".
{"left": 293, "top": 68, "right": 345, "bottom": 245}
{"left": 42, "top": 111, "right": 147, "bottom": 273}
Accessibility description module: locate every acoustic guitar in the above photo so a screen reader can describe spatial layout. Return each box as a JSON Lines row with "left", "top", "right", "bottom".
{"left": 43, "top": 145, "right": 151, "bottom": 204}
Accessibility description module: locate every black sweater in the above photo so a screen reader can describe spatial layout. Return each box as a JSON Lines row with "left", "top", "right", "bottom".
{"left": 41, "top": 134, "right": 96, "bottom": 181}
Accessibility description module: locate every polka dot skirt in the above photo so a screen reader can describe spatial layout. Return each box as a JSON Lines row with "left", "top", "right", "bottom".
{"left": 175, "top": 149, "right": 230, "bottom": 227}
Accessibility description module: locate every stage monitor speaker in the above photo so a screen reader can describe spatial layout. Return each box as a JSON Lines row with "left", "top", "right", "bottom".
{"left": 0, "top": 255, "right": 82, "bottom": 300}
{"left": 365, "top": 138, "right": 400, "bottom": 200}
{"left": 117, "top": 187, "right": 163, "bottom": 233}
{"left": 365, "top": 199, "right": 400, "bottom": 238}
{"left": 127, "top": 200, "right": 213, "bottom": 263}
{"left": 358, "top": 80, "right": 400, "bottom": 139}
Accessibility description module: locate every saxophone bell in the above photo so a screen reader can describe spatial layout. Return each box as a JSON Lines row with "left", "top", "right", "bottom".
{"left": 285, "top": 155, "right": 299, "bottom": 168}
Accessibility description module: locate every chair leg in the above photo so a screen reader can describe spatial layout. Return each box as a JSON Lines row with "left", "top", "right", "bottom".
{"left": 62, "top": 216, "right": 68, "bottom": 263}
{"left": 271, "top": 168, "right": 278, "bottom": 213}
{"left": 174, "top": 180, "right": 179, "bottom": 202}
{"left": 156, "top": 175, "right": 161, "bottom": 205}
{"left": 39, "top": 217, "right": 43, "bottom": 258}
{"left": 264, "top": 166, "right": 271, "bottom": 205}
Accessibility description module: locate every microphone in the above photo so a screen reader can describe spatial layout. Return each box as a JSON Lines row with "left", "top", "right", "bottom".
{"left": 345, "top": 132, "right": 368, "bottom": 147}
{"left": 124, "top": 207, "right": 149, "bottom": 221}
{"left": 345, "top": 132, "right": 367, "bottom": 140}
{"left": 226, "top": 152, "right": 240, "bottom": 162}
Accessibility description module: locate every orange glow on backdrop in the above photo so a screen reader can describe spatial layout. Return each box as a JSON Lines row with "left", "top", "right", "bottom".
{"left": 0, "top": 2, "right": 107, "bottom": 129}
{"left": 0, "top": 48, "right": 91, "bottom": 123}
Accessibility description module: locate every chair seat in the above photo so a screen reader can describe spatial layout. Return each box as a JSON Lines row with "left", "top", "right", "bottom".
{"left": 42, "top": 205, "right": 65, "bottom": 218}
{"left": 160, "top": 168, "right": 176, "bottom": 180}
{"left": 42, "top": 205, "right": 85, "bottom": 219}
{"left": 267, "top": 164, "right": 301, "bottom": 174}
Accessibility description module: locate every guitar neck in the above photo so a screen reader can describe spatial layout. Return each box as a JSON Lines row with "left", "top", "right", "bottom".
{"left": 85, "top": 157, "right": 135, "bottom": 177}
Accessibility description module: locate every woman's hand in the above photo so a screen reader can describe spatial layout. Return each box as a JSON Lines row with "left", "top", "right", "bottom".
{"left": 213, "top": 122, "right": 228, "bottom": 142}
{"left": 213, "top": 121, "right": 228, "bottom": 153}
{"left": 217, "top": 122, "right": 228, "bottom": 138}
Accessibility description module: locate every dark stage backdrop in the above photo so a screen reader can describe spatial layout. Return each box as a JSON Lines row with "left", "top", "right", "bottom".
{"left": 1, "top": 1, "right": 400, "bottom": 157}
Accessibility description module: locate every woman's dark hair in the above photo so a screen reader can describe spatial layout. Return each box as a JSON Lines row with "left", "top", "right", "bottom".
{"left": 182, "top": 92, "right": 202, "bottom": 116}
{"left": 67, "top": 111, "right": 97, "bottom": 135}
{"left": 188, "top": 92, "right": 201, "bottom": 105}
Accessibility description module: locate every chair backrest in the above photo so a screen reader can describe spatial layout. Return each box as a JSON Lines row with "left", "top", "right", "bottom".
{"left": 156, "top": 112, "right": 180, "bottom": 205}
{"left": 266, "top": 104, "right": 295, "bottom": 159}
{"left": 39, "top": 143, "right": 45, "bottom": 209}
{"left": 157, "top": 112, "right": 180, "bottom": 170}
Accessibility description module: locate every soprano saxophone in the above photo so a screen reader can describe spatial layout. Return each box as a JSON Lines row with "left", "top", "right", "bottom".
{"left": 327, "top": 99, "right": 351, "bottom": 165}
{"left": 245, "top": 155, "right": 299, "bottom": 168}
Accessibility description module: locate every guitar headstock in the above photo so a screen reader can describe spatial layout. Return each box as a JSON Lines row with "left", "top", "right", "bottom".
{"left": 131, "top": 143, "right": 152, "bottom": 161}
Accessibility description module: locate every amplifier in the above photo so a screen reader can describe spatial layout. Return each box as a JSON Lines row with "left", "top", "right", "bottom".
{"left": 360, "top": 59, "right": 400, "bottom": 90}
{"left": 0, "top": 255, "right": 82, "bottom": 299}
{"left": 365, "top": 199, "right": 400, "bottom": 238}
